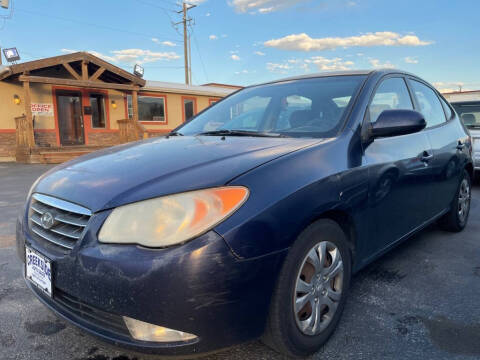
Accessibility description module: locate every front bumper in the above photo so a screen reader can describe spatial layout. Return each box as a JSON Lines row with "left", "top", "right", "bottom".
{"left": 17, "top": 212, "right": 286, "bottom": 356}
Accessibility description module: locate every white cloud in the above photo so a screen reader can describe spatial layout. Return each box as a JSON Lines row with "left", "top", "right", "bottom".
{"left": 61, "top": 48, "right": 117, "bottom": 63}
{"left": 62, "top": 48, "right": 180, "bottom": 65}
{"left": 267, "top": 62, "right": 292, "bottom": 73}
{"left": 266, "top": 55, "right": 355, "bottom": 74}
{"left": 221, "top": 34, "right": 228, "bottom": 38}
{"left": 231, "top": 54, "right": 241, "bottom": 61}
{"left": 188, "top": 0, "right": 207, "bottom": 4}
{"left": 230, "top": 0, "right": 308, "bottom": 14}
{"left": 153, "top": 39, "right": 176, "bottom": 47}
{"left": 254, "top": 51, "right": 266, "bottom": 56}
{"left": 404, "top": 56, "right": 418, "bottom": 64}
{"left": 209, "top": 34, "right": 218, "bottom": 40}
{"left": 309, "top": 56, "right": 354, "bottom": 71}
{"left": 205, "top": 12, "right": 211, "bottom": 17}
{"left": 235, "top": 69, "right": 250, "bottom": 74}
{"left": 264, "top": 31, "right": 432, "bottom": 52}
{"left": 369, "top": 58, "right": 395, "bottom": 69}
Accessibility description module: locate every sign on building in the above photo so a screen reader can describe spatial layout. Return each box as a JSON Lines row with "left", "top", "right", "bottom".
{"left": 31, "top": 103, "right": 54, "bottom": 116}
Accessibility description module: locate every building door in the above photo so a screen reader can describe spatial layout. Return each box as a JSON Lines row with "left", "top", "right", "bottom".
{"left": 56, "top": 91, "right": 84, "bottom": 146}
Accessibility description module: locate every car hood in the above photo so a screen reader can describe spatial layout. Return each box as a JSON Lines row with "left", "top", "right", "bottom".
{"left": 33, "top": 136, "right": 321, "bottom": 212}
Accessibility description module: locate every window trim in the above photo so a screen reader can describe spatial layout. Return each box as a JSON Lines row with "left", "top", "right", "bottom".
{"left": 89, "top": 93, "right": 107, "bottom": 129}
{"left": 182, "top": 96, "right": 197, "bottom": 123}
{"left": 137, "top": 92, "right": 168, "bottom": 125}
{"left": 405, "top": 76, "right": 450, "bottom": 130}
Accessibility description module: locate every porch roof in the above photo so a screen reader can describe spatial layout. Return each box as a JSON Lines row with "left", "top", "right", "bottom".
{"left": 0, "top": 52, "right": 146, "bottom": 90}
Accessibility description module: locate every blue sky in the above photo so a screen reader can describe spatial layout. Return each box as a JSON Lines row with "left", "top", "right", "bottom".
{"left": 0, "top": 0, "right": 478, "bottom": 91}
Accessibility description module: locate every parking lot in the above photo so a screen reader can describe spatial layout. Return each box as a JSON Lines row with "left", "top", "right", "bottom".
{"left": 0, "top": 162, "right": 479, "bottom": 360}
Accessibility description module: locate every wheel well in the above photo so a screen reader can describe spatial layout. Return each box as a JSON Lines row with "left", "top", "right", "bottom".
{"left": 318, "top": 210, "right": 357, "bottom": 266}
{"left": 466, "top": 162, "right": 474, "bottom": 180}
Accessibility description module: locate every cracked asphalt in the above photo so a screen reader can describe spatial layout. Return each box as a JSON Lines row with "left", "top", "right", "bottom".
{"left": 0, "top": 162, "right": 479, "bottom": 360}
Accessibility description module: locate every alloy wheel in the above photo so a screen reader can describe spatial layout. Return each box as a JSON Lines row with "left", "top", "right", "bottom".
{"left": 294, "top": 241, "right": 344, "bottom": 335}
{"left": 458, "top": 178, "right": 471, "bottom": 223}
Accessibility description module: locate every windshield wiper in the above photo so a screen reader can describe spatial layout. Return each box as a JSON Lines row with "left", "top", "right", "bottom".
{"left": 197, "top": 129, "right": 288, "bottom": 138}
{"left": 166, "top": 131, "right": 184, "bottom": 137}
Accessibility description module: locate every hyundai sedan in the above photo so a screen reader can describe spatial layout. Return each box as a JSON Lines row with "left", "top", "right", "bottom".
{"left": 17, "top": 70, "right": 473, "bottom": 357}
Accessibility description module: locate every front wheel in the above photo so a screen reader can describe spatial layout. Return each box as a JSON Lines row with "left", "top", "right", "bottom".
{"left": 263, "top": 219, "right": 352, "bottom": 357}
{"left": 438, "top": 169, "right": 472, "bottom": 232}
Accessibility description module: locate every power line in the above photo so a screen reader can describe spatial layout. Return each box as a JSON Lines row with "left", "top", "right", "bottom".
{"left": 190, "top": 25, "right": 209, "bottom": 83}
{"left": 16, "top": 8, "right": 183, "bottom": 43}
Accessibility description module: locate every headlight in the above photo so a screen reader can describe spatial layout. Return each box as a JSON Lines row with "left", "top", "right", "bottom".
{"left": 98, "top": 186, "right": 249, "bottom": 247}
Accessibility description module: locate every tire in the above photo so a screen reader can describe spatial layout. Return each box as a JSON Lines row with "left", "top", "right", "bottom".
{"left": 438, "top": 169, "right": 472, "bottom": 232}
{"left": 262, "top": 219, "right": 352, "bottom": 357}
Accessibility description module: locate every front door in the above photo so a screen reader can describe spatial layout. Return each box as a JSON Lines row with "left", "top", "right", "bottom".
{"left": 56, "top": 91, "right": 84, "bottom": 146}
{"left": 362, "top": 76, "right": 435, "bottom": 256}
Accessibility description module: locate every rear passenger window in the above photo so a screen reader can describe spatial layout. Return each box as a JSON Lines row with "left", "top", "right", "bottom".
{"left": 369, "top": 78, "right": 413, "bottom": 123}
{"left": 409, "top": 80, "right": 446, "bottom": 127}
{"left": 439, "top": 96, "right": 453, "bottom": 120}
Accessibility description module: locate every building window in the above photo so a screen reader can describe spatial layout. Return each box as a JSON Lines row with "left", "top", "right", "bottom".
{"left": 90, "top": 94, "right": 106, "bottom": 128}
{"left": 184, "top": 98, "right": 196, "bottom": 122}
{"left": 139, "top": 96, "right": 166, "bottom": 122}
{"left": 127, "top": 95, "right": 133, "bottom": 119}
{"left": 209, "top": 99, "right": 218, "bottom": 106}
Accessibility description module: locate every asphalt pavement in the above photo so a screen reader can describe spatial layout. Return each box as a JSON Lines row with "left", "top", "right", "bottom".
{"left": 0, "top": 162, "right": 479, "bottom": 360}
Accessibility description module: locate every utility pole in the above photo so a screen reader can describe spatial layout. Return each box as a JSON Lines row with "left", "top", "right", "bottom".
{"left": 176, "top": 2, "right": 196, "bottom": 85}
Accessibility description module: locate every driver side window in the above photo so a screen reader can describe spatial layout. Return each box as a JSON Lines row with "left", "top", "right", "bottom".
{"left": 369, "top": 78, "right": 414, "bottom": 123}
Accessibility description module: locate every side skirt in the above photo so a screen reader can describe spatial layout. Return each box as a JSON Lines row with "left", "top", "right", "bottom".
{"left": 355, "top": 208, "right": 449, "bottom": 272}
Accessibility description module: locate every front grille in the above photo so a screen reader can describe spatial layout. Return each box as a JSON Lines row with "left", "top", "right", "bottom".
{"left": 53, "top": 287, "right": 130, "bottom": 337}
{"left": 28, "top": 193, "right": 91, "bottom": 251}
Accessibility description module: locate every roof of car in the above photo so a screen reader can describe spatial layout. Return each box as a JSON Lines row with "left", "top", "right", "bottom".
{"left": 254, "top": 69, "right": 415, "bottom": 87}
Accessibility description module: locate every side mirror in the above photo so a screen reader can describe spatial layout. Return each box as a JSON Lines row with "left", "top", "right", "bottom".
{"left": 370, "top": 109, "right": 426, "bottom": 138}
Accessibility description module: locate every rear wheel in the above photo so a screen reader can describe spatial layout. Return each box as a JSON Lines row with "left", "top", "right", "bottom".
{"left": 263, "top": 219, "right": 352, "bottom": 357}
{"left": 438, "top": 169, "right": 471, "bottom": 232}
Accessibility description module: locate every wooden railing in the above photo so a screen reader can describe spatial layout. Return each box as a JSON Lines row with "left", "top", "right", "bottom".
{"left": 15, "top": 115, "right": 35, "bottom": 162}
{"left": 15, "top": 115, "right": 35, "bottom": 148}
{"left": 117, "top": 119, "right": 149, "bottom": 144}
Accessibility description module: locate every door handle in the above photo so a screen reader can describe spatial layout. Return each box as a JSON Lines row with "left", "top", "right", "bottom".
{"left": 421, "top": 151, "right": 433, "bottom": 162}
{"left": 457, "top": 141, "right": 466, "bottom": 150}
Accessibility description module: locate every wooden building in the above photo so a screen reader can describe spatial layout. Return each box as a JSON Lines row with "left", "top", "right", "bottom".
{"left": 0, "top": 52, "right": 237, "bottom": 163}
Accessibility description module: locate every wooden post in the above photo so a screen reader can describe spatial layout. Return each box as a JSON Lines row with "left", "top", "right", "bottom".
{"left": 131, "top": 90, "right": 141, "bottom": 140}
{"left": 81, "top": 60, "right": 88, "bottom": 80}
{"left": 22, "top": 77, "right": 35, "bottom": 149}
{"left": 131, "top": 89, "right": 139, "bottom": 123}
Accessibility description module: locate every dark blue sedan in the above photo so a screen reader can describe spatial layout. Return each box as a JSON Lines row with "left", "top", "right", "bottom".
{"left": 17, "top": 70, "right": 473, "bottom": 357}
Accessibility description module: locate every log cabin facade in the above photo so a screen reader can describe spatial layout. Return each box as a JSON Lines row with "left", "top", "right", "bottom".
{"left": 0, "top": 52, "right": 238, "bottom": 163}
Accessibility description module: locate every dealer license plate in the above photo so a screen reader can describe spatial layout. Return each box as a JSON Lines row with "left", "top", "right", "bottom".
{"left": 25, "top": 246, "right": 52, "bottom": 297}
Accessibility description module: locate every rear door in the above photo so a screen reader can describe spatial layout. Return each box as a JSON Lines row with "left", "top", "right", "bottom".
{"left": 407, "top": 78, "right": 464, "bottom": 217}
{"left": 362, "top": 76, "right": 434, "bottom": 255}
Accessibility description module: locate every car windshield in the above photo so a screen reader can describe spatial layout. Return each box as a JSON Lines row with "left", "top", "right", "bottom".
{"left": 177, "top": 75, "right": 367, "bottom": 138}
{"left": 452, "top": 102, "right": 480, "bottom": 129}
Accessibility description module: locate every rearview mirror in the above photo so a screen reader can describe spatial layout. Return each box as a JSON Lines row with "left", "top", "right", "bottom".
{"left": 370, "top": 109, "right": 426, "bottom": 138}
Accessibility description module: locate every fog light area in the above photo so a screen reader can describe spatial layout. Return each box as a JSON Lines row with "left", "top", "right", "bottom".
{"left": 123, "top": 316, "right": 198, "bottom": 343}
